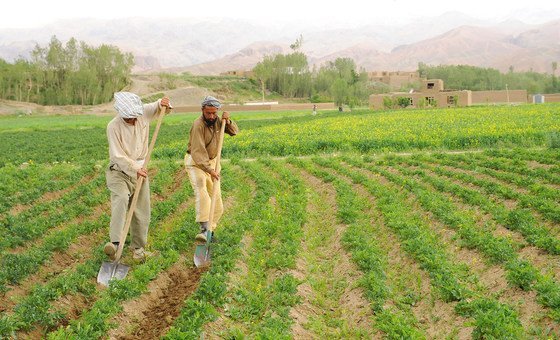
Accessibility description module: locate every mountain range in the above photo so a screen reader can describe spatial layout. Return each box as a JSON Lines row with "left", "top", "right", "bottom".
{"left": 0, "top": 11, "right": 559, "bottom": 75}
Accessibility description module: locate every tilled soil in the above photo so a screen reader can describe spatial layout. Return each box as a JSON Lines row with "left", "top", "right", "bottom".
{"left": 111, "top": 261, "right": 205, "bottom": 340}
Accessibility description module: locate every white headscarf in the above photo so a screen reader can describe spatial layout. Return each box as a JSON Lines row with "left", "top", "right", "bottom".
{"left": 114, "top": 92, "right": 144, "bottom": 118}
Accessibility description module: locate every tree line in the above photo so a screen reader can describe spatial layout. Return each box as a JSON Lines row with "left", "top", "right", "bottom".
{"left": 418, "top": 62, "right": 560, "bottom": 94}
{"left": 253, "top": 44, "right": 371, "bottom": 109}
{"left": 251, "top": 35, "right": 560, "bottom": 108}
{"left": 0, "top": 36, "right": 133, "bottom": 105}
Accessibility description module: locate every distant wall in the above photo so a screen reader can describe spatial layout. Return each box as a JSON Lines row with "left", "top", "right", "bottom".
{"left": 369, "top": 79, "right": 530, "bottom": 110}
{"left": 174, "top": 102, "right": 336, "bottom": 113}
{"left": 538, "top": 93, "right": 560, "bottom": 103}
{"left": 471, "top": 90, "right": 527, "bottom": 104}
{"left": 367, "top": 71, "right": 421, "bottom": 90}
{"left": 369, "top": 91, "right": 471, "bottom": 110}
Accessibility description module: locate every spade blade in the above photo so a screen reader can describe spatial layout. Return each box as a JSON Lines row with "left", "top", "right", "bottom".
{"left": 193, "top": 230, "right": 212, "bottom": 267}
{"left": 97, "top": 261, "right": 130, "bottom": 286}
{"left": 193, "top": 243, "right": 211, "bottom": 267}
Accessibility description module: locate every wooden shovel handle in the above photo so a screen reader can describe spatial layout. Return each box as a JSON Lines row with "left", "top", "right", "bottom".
{"left": 114, "top": 104, "right": 170, "bottom": 261}
{"left": 207, "top": 117, "right": 227, "bottom": 231}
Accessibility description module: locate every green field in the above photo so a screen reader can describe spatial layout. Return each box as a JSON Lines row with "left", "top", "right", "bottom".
{"left": 0, "top": 104, "right": 559, "bottom": 338}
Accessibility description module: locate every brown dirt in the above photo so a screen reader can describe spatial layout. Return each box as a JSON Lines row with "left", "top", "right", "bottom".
{"left": 290, "top": 281, "right": 322, "bottom": 339}
{"left": 518, "top": 246, "right": 560, "bottom": 282}
{"left": 109, "top": 261, "right": 205, "bottom": 340}
{"left": 502, "top": 199, "right": 519, "bottom": 210}
{"left": 288, "top": 166, "right": 375, "bottom": 338}
{"left": 526, "top": 160, "right": 554, "bottom": 170}
{"left": 352, "top": 177, "right": 470, "bottom": 338}
{"left": 16, "top": 326, "right": 47, "bottom": 339}
{"left": 55, "top": 293, "right": 93, "bottom": 327}
{"left": 400, "top": 163, "right": 527, "bottom": 245}
{"left": 365, "top": 161, "right": 553, "bottom": 333}
{"left": 203, "top": 169, "right": 258, "bottom": 338}
{"left": 324, "top": 163, "right": 470, "bottom": 337}
{"left": 8, "top": 203, "right": 26, "bottom": 216}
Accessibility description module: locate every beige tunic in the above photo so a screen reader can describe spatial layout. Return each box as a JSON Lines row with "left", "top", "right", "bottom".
{"left": 187, "top": 116, "right": 239, "bottom": 173}
{"left": 107, "top": 100, "right": 161, "bottom": 177}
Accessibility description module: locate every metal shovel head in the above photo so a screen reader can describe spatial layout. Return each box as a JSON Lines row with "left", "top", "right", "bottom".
{"left": 97, "top": 261, "right": 130, "bottom": 286}
{"left": 193, "top": 244, "right": 211, "bottom": 267}
{"left": 193, "top": 231, "right": 212, "bottom": 267}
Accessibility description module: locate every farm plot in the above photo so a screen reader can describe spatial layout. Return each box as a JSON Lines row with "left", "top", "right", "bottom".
{"left": 0, "top": 104, "right": 559, "bottom": 338}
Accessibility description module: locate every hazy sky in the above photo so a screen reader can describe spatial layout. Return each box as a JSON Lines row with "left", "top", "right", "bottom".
{"left": 2, "top": 0, "right": 560, "bottom": 29}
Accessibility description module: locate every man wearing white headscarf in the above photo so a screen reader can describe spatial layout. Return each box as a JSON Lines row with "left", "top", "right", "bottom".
{"left": 186, "top": 95, "right": 238, "bottom": 242}
{"left": 104, "top": 92, "right": 170, "bottom": 261}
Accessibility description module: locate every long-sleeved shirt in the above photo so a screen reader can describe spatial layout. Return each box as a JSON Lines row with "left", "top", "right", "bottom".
{"left": 187, "top": 116, "right": 239, "bottom": 173}
{"left": 107, "top": 100, "right": 162, "bottom": 177}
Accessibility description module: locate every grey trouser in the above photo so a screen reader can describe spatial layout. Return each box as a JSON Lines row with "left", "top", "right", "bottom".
{"left": 106, "top": 167, "right": 151, "bottom": 248}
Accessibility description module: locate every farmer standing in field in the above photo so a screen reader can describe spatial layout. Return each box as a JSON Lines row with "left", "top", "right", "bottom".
{"left": 104, "top": 92, "right": 170, "bottom": 261}
{"left": 186, "top": 95, "right": 238, "bottom": 242}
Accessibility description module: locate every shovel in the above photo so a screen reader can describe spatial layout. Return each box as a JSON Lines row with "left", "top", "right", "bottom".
{"left": 97, "top": 103, "right": 171, "bottom": 286}
{"left": 194, "top": 116, "right": 227, "bottom": 267}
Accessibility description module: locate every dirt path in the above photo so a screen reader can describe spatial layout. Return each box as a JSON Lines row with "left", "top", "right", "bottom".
{"left": 110, "top": 260, "right": 205, "bottom": 340}
{"left": 288, "top": 165, "right": 375, "bottom": 338}
{"left": 109, "top": 169, "right": 241, "bottom": 339}
{"left": 322, "top": 162, "right": 471, "bottom": 338}
{"left": 355, "top": 162, "right": 551, "bottom": 333}
{"left": 201, "top": 167, "right": 259, "bottom": 338}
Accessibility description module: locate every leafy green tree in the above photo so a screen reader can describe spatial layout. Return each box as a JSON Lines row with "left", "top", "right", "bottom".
{"left": 419, "top": 63, "right": 557, "bottom": 94}
{"left": 290, "top": 34, "right": 304, "bottom": 51}
{"left": 552, "top": 62, "right": 558, "bottom": 91}
{"left": 396, "top": 97, "right": 411, "bottom": 108}
{"left": 252, "top": 52, "right": 312, "bottom": 98}
{"left": 0, "top": 35, "right": 133, "bottom": 105}
{"left": 331, "top": 78, "right": 349, "bottom": 108}
{"left": 253, "top": 56, "right": 273, "bottom": 102}
{"left": 383, "top": 96, "right": 394, "bottom": 109}
{"left": 253, "top": 53, "right": 370, "bottom": 105}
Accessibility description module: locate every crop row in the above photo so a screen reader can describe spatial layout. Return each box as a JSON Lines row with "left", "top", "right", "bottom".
{"left": 167, "top": 160, "right": 306, "bottom": 338}
{"left": 314, "top": 156, "right": 526, "bottom": 338}
{"left": 0, "top": 161, "right": 191, "bottom": 338}
{"left": 0, "top": 173, "right": 107, "bottom": 252}
{"left": 0, "top": 161, "right": 96, "bottom": 216}
{"left": 288, "top": 157, "right": 425, "bottom": 337}
{"left": 393, "top": 155, "right": 560, "bottom": 255}
{"left": 347, "top": 155, "right": 560, "bottom": 323}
